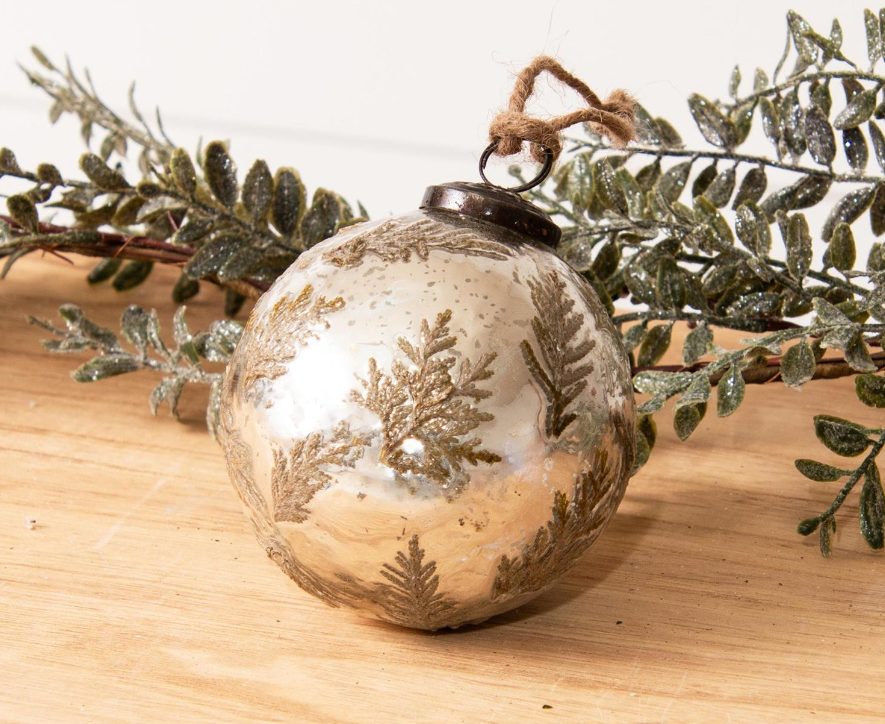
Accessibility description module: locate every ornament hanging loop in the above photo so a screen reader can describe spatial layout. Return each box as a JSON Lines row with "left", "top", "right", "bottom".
{"left": 478, "top": 139, "right": 554, "bottom": 193}
{"left": 486, "top": 55, "right": 636, "bottom": 166}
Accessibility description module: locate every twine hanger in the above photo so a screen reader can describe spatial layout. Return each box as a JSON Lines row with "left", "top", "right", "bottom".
{"left": 488, "top": 55, "right": 636, "bottom": 165}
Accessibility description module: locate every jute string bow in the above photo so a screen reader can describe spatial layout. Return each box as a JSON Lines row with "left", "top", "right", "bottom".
{"left": 488, "top": 55, "right": 636, "bottom": 164}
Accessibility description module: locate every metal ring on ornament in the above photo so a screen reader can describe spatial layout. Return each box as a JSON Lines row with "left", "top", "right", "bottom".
{"left": 478, "top": 139, "right": 555, "bottom": 194}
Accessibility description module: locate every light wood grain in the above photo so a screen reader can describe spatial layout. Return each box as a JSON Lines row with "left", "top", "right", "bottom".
{"left": 1, "top": 256, "right": 883, "bottom": 724}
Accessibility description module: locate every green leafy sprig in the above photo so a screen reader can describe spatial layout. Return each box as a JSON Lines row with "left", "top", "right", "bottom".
{"left": 9, "top": 12, "right": 885, "bottom": 555}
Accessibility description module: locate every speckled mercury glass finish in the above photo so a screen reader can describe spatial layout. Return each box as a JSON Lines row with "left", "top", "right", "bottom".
{"left": 218, "top": 209, "right": 635, "bottom": 630}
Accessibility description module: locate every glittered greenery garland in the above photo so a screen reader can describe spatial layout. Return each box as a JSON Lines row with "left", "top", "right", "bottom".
{"left": 4, "top": 9, "right": 885, "bottom": 556}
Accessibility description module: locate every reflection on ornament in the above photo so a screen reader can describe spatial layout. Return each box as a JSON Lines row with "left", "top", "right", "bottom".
{"left": 219, "top": 185, "right": 635, "bottom": 630}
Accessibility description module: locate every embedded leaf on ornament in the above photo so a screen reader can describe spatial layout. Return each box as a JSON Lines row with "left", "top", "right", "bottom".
{"left": 674, "top": 402, "right": 706, "bottom": 441}
{"left": 637, "top": 322, "right": 673, "bottom": 367}
{"left": 202, "top": 141, "right": 238, "bottom": 209}
{"left": 732, "top": 167, "right": 767, "bottom": 209}
{"left": 822, "top": 187, "right": 876, "bottom": 241}
{"left": 112, "top": 261, "right": 153, "bottom": 291}
{"left": 170, "top": 148, "right": 197, "bottom": 198}
{"left": 87, "top": 258, "right": 121, "bottom": 285}
{"left": 845, "top": 333, "right": 877, "bottom": 373}
{"left": 834, "top": 90, "right": 877, "bottom": 130}
{"left": 241, "top": 159, "right": 273, "bottom": 224}
{"left": 301, "top": 188, "right": 343, "bottom": 248}
{"left": 71, "top": 354, "right": 141, "bottom": 382}
{"left": 860, "top": 464, "right": 885, "bottom": 550}
{"left": 687, "top": 94, "right": 736, "bottom": 149}
{"left": 828, "top": 223, "right": 856, "bottom": 272}
{"left": 79, "top": 153, "right": 129, "bottom": 190}
{"left": 814, "top": 414, "right": 872, "bottom": 457}
{"left": 795, "top": 459, "right": 847, "bottom": 482}
{"left": 842, "top": 127, "right": 869, "bottom": 172}
{"left": 781, "top": 340, "right": 815, "bottom": 388}
{"left": 716, "top": 364, "right": 745, "bottom": 417}
{"left": 804, "top": 105, "right": 836, "bottom": 166}
{"left": 682, "top": 323, "right": 713, "bottom": 365}
{"left": 856, "top": 373, "right": 885, "bottom": 407}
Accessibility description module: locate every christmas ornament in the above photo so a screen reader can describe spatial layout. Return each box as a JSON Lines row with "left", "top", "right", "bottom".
{"left": 219, "top": 57, "right": 637, "bottom": 629}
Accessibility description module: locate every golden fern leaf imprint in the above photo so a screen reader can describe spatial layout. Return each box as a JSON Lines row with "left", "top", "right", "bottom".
{"left": 521, "top": 271, "right": 596, "bottom": 438}
{"left": 491, "top": 445, "right": 619, "bottom": 600}
{"left": 376, "top": 534, "right": 456, "bottom": 628}
{"left": 322, "top": 217, "right": 514, "bottom": 269}
{"left": 238, "top": 283, "right": 344, "bottom": 405}
{"left": 271, "top": 422, "right": 372, "bottom": 524}
{"left": 217, "top": 403, "right": 345, "bottom": 606}
{"left": 351, "top": 309, "right": 501, "bottom": 492}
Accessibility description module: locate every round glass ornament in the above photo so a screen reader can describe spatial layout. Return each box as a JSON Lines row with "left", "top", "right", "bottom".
{"left": 218, "top": 182, "right": 635, "bottom": 630}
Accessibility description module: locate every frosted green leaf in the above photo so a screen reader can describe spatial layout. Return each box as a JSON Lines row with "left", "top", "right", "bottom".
{"left": 781, "top": 341, "right": 815, "bottom": 388}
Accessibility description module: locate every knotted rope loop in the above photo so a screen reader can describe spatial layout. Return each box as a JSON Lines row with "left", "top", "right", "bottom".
{"left": 488, "top": 55, "right": 636, "bottom": 164}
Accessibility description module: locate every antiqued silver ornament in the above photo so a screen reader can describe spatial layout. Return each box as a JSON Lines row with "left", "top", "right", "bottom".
{"left": 219, "top": 181, "right": 635, "bottom": 630}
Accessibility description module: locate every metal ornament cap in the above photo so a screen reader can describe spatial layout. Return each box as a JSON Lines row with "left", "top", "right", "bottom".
{"left": 421, "top": 181, "right": 561, "bottom": 248}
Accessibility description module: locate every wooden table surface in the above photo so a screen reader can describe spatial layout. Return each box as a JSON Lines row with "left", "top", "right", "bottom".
{"left": 2, "top": 256, "right": 883, "bottom": 724}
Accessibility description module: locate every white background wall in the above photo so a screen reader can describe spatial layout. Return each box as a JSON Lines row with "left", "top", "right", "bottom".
{"left": 0, "top": 0, "right": 878, "bottom": 253}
